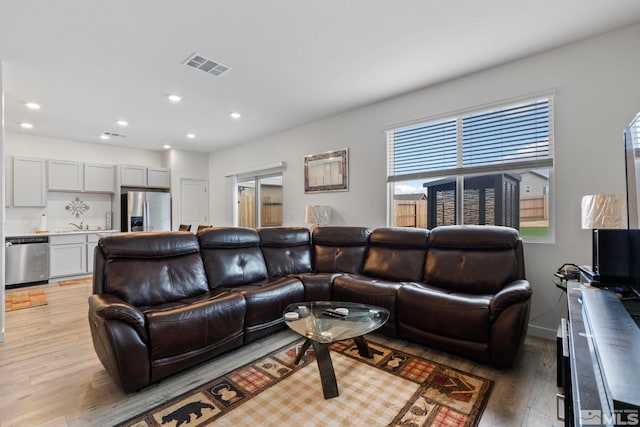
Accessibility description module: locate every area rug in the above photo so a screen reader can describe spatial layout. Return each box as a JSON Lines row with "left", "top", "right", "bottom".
{"left": 5, "top": 289, "right": 47, "bottom": 312}
{"left": 58, "top": 276, "right": 92, "bottom": 286}
{"left": 117, "top": 339, "right": 493, "bottom": 427}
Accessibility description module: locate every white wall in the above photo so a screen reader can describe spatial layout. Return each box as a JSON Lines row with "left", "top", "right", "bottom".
{"left": 6, "top": 132, "right": 164, "bottom": 166}
{"left": 1, "top": 62, "right": 6, "bottom": 342}
{"left": 209, "top": 23, "right": 640, "bottom": 339}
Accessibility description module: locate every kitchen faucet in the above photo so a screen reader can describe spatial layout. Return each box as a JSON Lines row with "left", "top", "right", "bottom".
{"left": 69, "top": 221, "right": 85, "bottom": 230}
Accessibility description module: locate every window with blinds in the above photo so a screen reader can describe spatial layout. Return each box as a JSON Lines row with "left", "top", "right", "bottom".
{"left": 462, "top": 98, "right": 552, "bottom": 170}
{"left": 387, "top": 94, "right": 554, "bottom": 241}
{"left": 387, "top": 96, "right": 553, "bottom": 181}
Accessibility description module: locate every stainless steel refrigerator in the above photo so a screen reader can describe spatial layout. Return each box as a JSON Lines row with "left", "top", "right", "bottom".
{"left": 121, "top": 190, "right": 171, "bottom": 232}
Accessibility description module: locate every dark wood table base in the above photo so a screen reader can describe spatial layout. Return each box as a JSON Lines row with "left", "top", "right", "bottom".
{"left": 294, "top": 335, "right": 373, "bottom": 399}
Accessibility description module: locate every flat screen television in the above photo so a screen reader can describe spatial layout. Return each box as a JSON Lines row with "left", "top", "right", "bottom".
{"left": 623, "top": 112, "right": 640, "bottom": 287}
{"left": 590, "top": 114, "right": 640, "bottom": 286}
{"left": 625, "top": 112, "right": 640, "bottom": 229}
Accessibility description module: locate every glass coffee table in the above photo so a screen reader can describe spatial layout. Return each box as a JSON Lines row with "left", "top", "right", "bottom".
{"left": 283, "top": 301, "right": 389, "bottom": 399}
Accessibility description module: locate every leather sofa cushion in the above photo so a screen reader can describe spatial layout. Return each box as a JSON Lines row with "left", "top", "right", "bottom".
{"left": 362, "top": 228, "right": 429, "bottom": 282}
{"left": 199, "top": 228, "right": 268, "bottom": 288}
{"left": 99, "top": 231, "right": 200, "bottom": 258}
{"left": 258, "top": 227, "right": 312, "bottom": 276}
{"left": 425, "top": 225, "right": 520, "bottom": 294}
{"left": 198, "top": 226, "right": 260, "bottom": 248}
{"left": 425, "top": 249, "right": 518, "bottom": 294}
{"left": 143, "top": 291, "right": 246, "bottom": 362}
{"left": 332, "top": 273, "right": 403, "bottom": 336}
{"left": 397, "top": 283, "right": 491, "bottom": 343}
{"left": 428, "top": 224, "right": 519, "bottom": 249}
{"left": 99, "top": 232, "right": 208, "bottom": 306}
{"left": 312, "top": 226, "right": 371, "bottom": 273}
{"left": 221, "top": 277, "right": 305, "bottom": 329}
{"left": 295, "top": 272, "right": 341, "bottom": 301}
{"left": 312, "top": 226, "right": 371, "bottom": 246}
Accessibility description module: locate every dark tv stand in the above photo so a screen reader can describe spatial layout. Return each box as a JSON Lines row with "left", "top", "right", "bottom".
{"left": 559, "top": 283, "right": 640, "bottom": 426}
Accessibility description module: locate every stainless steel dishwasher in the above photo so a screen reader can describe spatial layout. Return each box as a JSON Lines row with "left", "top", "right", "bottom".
{"left": 5, "top": 235, "right": 49, "bottom": 288}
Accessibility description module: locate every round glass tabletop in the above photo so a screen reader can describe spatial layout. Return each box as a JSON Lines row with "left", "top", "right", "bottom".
{"left": 283, "top": 301, "right": 389, "bottom": 343}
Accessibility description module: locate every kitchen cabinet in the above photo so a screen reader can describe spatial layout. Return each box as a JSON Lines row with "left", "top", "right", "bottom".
{"left": 120, "top": 165, "right": 148, "bottom": 187}
{"left": 49, "top": 231, "right": 118, "bottom": 278}
{"left": 120, "top": 164, "right": 171, "bottom": 189}
{"left": 49, "top": 234, "right": 86, "bottom": 277}
{"left": 13, "top": 156, "right": 46, "bottom": 207}
{"left": 86, "top": 233, "right": 101, "bottom": 273}
{"left": 85, "top": 163, "right": 114, "bottom": 192}
{"left": 48, "top": 160, "right": 82, "bottom": 191}
{"left": 147, "top": 167, "right": 170, "bottom": 188}
{"left": 48, "top": 160, "right": 115, "bottom": 193}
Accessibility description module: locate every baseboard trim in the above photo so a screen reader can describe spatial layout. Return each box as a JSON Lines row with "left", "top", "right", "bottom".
{"left": 527, "top": 324, "right": 556, "bottom": 340}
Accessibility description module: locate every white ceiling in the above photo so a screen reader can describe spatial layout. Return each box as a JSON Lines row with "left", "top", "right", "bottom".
{"left": 1, "top": 1, "right": 640, "bottom": 153}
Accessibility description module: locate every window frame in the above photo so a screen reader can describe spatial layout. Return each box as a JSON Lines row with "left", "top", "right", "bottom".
{"left": 385, "top": 91, "right": 555, "bottom": 243}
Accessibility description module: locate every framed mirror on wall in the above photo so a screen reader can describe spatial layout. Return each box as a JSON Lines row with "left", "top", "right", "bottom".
{"left": 304, "top": 148, "right": 348, "bottom": 193}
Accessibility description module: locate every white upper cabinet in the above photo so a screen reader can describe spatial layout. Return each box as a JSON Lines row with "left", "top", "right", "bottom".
{"left": 147, "top": 167, "right": 170, "bottom": 188}
{"left": 47, "top": 160, "right": 83, "bottom": 191}
{"left": 84, "top": 163, "right": 114, "bottom": 193}
{"left": 120, "top": 165, "right": 171, "bottom": 189}
{"left": 120, "top": 165, "right": 148, "bottom": 187}
{"left": 48, "top": 160, "right": 115, "bottom": 193}
{"left": 13, "top": 157, "right": 46, "bottom": 207}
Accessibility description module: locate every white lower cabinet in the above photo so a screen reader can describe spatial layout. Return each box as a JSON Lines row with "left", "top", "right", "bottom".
{"left": 86, "top": 234, "right": 100, "bottom": 273}
{"left": 49, "top": 232, "right": 118, "bottom": 278}
{"left": 49, "top": 235, "right": 87, "bottom": 278}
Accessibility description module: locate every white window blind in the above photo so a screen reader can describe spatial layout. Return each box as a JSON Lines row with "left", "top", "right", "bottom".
{"left": 387, "top": 96, "right": 553, "bottom": 182}
{"left": 389, "top": 118, "right": 457, "bottom": 177}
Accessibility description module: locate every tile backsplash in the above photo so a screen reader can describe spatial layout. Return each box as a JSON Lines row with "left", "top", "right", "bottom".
{"left": 6, "top": 192, "right": 114, "bottom": 235}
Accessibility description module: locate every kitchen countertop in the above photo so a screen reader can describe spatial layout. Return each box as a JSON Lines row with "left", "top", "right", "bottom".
{"left": 6, "top": 230, "right": 121, "bottom": 238}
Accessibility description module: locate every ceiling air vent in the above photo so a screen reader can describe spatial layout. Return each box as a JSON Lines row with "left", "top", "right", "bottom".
{"left": 102, "top": 131, "right": 126, "bottom": 138}
{"left": 183, "top": 53, "right": 231, "bottom": 77}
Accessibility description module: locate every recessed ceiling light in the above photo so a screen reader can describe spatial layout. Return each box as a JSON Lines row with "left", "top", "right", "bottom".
{"left": 116, "top": 120, "right": 128, "bottom": 126}
{"left": 163, "top": 144, "right": 171, "bottom": 149}
{"left": 230, "top": 112, "right": 241, "bottom": 119}
{"left": 20, "top": 122, "right": 33, "bottom": 129}
{"left": 186, "top": 133, "right": 195, "bottom": 139}
{"left": 25, "top": 102, "right": 41, "bottom": 110}
{"left": 100, "top": 134, "right": 110, "bottom": 140}
{"left": 168, "top": 94, "right": 182, "bottom": 103}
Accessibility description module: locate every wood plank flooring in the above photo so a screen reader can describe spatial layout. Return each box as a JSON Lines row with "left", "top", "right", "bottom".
{"left": 0, "top": 283, "right": 563, "bottom": 426}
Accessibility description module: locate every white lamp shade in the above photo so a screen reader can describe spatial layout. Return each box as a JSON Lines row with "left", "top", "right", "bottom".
{"left": 581, "top": 194, "right": 628, "bottom": 229}
{"left": 305, "top": 205, "right": 332, "bottom": 225}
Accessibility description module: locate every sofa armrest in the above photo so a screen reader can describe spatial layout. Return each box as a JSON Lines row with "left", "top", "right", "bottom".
{"left": 88, "top": 294, "right": 148, "bottom": 341}
{"left": 489, "top": 280, "right": 532, "bottom": 321}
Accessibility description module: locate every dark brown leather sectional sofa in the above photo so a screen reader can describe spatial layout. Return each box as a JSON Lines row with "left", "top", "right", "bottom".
{"left": 88, "top": 225, "right": 532, "bottom": 392}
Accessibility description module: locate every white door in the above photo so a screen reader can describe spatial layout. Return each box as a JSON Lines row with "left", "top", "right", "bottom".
{"left": 180, "top": 179, "right": 208, "bottom": 231}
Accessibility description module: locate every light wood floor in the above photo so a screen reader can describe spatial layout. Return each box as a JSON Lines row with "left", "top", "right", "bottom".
{"left": 0, "top": 283, "right": 562, "bottom": 427}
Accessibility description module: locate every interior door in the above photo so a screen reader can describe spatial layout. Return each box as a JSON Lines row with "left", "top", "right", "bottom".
{"left": 180, "top": 178, "right": 208, "bottom": 230}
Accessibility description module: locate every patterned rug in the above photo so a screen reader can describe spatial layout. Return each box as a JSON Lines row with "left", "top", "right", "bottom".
{"left": 58, "top": 277, "right": 92, "bottom": 286}
{"left": 5, "top": 289, "right": 47, "bottom": 312}
{"left": 117, "top": 339, "right": 493, "bottom": 427}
